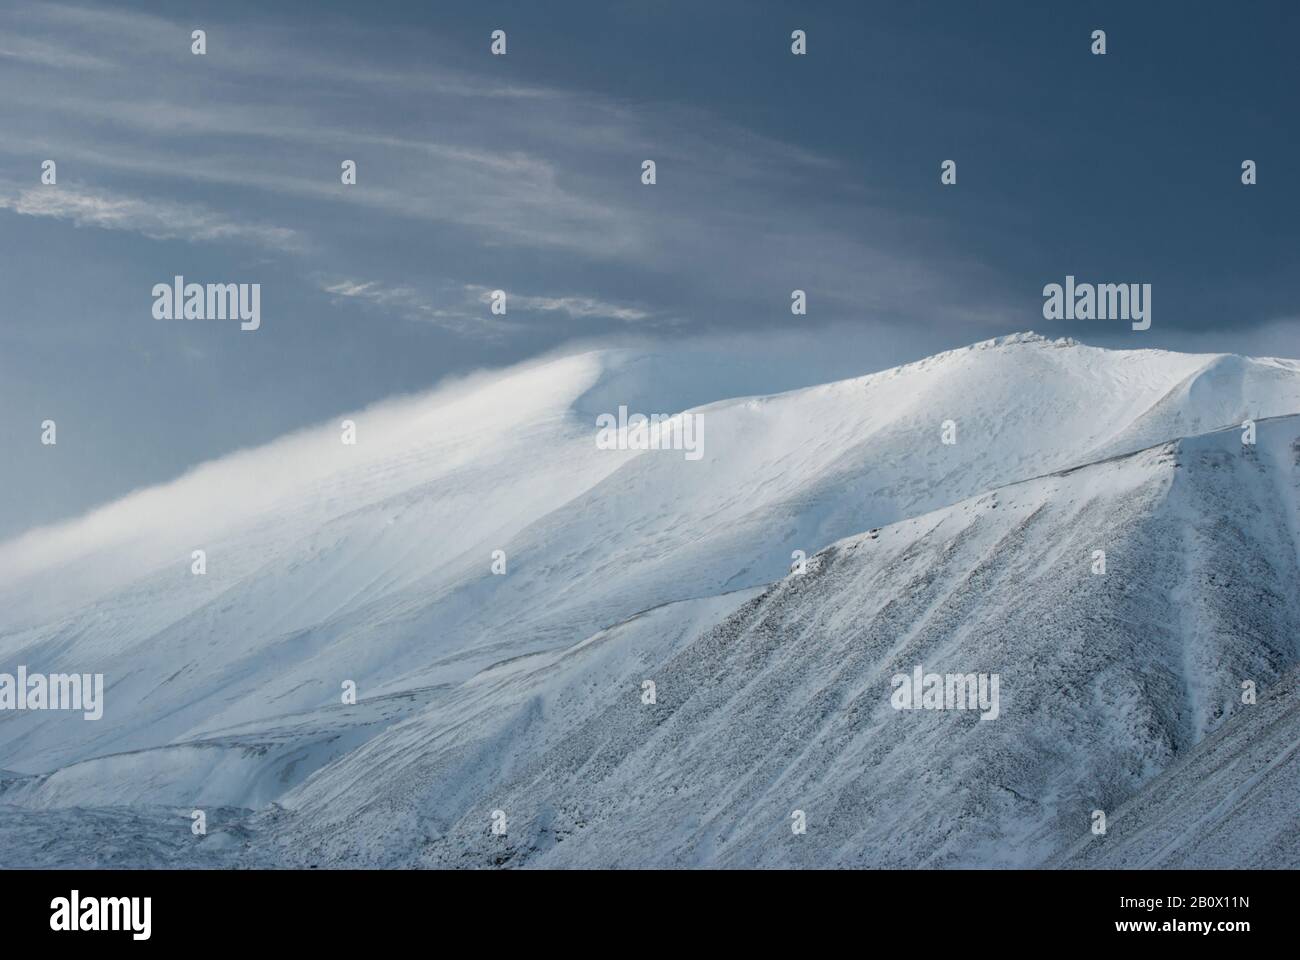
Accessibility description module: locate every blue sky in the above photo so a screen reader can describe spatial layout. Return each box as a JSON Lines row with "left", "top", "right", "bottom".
{"left": 1, "top": 0, "right": 1297, "bottom": 537}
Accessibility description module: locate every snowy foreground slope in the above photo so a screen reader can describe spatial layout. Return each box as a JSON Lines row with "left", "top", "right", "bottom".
{"left": 1, "top": 333, "right": 1298, "bottom": 868}
{"left": 1053, "top": 662, "right": 1300, "bottom": 869}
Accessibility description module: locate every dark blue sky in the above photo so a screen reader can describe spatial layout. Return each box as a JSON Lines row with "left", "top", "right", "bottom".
{"left": 1, "top": 0, "right": 1296, "bottom": 537}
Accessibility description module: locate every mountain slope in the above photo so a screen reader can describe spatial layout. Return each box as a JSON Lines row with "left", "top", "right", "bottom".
{"left": 1053, "top": 663, "right": 1300, "bottom": 869}
{"left": 243, "top": 415, "right": 1300, "bottom": 868}
{"left": 2, "top": 334, "right": 1298, "bottom": 862}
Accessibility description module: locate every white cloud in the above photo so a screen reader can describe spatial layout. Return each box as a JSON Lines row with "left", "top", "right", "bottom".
{"left": 321, "top": 279, "right": 521, "bottom": 339}
{"left": 0, "top": 35, "right": 114, "bottom": 70}
{"left": 0, "top": 0, "right": 1006, "bottom": 333}
{"left": 464, "top": 284, "right": 651, "bottom": 323}
{"left": 0, "top": 183, "right": 304, "bottom": 251}
{"left": 322, "top": 279, "right": 655, "bottom": 337}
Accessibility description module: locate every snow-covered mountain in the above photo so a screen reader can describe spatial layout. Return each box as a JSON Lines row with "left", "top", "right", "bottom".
{"left": 1053, "top": 661, "right": 1300, "bottom": 869}
{"left": 247, "top": 414, "right": 1300, "bottom": 868}
{"left": 2, "top": 333, "right": 1298, "bottom": 868}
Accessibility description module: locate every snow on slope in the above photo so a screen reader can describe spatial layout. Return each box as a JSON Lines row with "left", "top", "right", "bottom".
{"left": 1, "top": 334, "right": 1298, "bottom": 838}
{"left": 427, "top": 334, "right": 1292, "bottom": 678}
{"left": 0, "top": 351, "right": 632, "bottom": 775}
{"left": 1053, "top": 664, "right": 1300, "bottom": 869}
{"left": 243, "top": 415, "right": 1300, "bottom": 868}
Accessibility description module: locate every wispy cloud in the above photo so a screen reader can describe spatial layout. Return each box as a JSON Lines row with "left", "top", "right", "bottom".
{"left": 322, "top": 279, "right": 656, "bottom": 338}
{"left": 0, "top": 0, "right": 1013, "bottom": 341}
{"left": 0, "top": 3, "right": 831, "bottom": 264}
{"left": 0, "top": 34, "right": 114, "bottom": 70}
{"left": 0, "top": 182, "right": 304, "bottom": 251}
{"left": 463, "top": 284, "right": 652, "bottom": 323}
{"left": 13, "top": 1, "right": 564, "bottom": 99}
{"left": 321, "top": 279, "right": 521, "bottom": 339}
